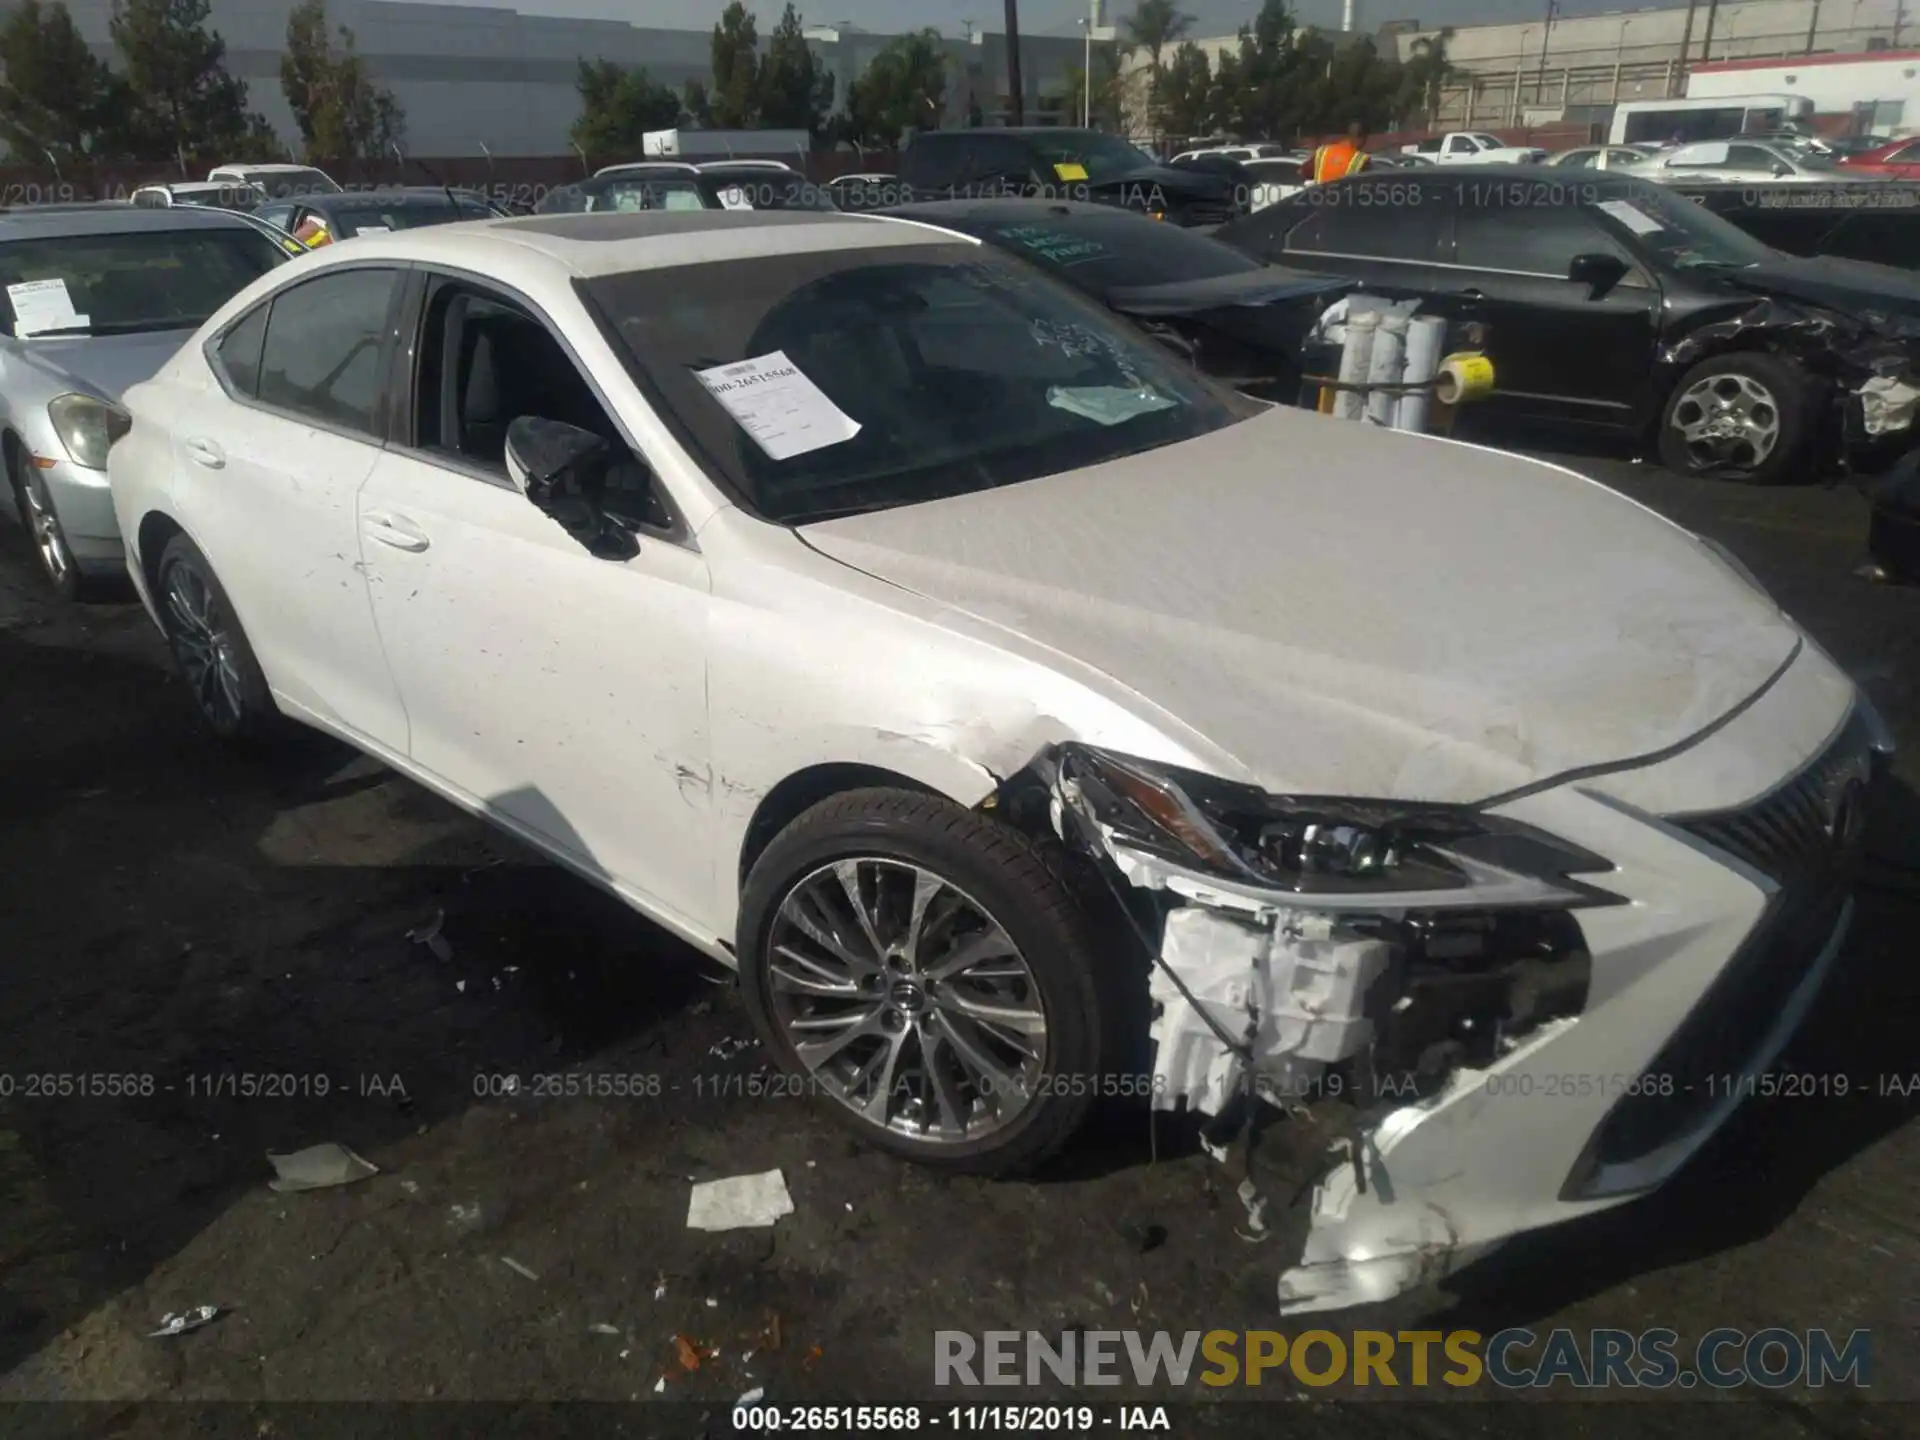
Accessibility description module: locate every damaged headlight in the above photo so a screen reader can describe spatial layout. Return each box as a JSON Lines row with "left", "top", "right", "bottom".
{"left": 1052, "top": 745, "right": 1617, "bottom": 910}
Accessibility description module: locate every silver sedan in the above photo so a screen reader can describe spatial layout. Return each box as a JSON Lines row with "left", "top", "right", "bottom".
{"left": 1, "top": 205, "right": 288, "bottom": 598}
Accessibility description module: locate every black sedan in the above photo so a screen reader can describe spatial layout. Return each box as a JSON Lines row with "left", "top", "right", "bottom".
{"left": 882, "top": 199, "right": 1349, "bottom": 402}
{"left": 1216, "top": 166, "right": 1920, "bottom": 483}
{"left": 1667, "top": 179, "right": 1920, "bottom": 273}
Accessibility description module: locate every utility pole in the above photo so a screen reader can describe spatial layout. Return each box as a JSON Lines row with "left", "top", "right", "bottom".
{"left": 1535, "top": 0, "right": 1557, "bottom": 108}
{"left": 1675, "top": 0, "right": 1699, "bottom": 96}
{"left": 1005, "top": 0, "right": 1025, "bottom": 125}
{"left": 1700, "top": 0, "right": 1721, "bottom": 64}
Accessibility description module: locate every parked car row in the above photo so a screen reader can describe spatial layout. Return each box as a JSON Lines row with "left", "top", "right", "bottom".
{"left": 1216, "top": 164, "right": 1920, "bottom": 484}
{"left": 72, "top": 201, "right": 1891, "bottom": 1320}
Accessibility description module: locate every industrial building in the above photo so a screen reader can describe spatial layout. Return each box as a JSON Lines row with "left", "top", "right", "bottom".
{"left": 1388, "top": 0, "right": 1915, "bottom": 129}
{"left": 8, "top": 0, "right": 1112, "bottom": 157}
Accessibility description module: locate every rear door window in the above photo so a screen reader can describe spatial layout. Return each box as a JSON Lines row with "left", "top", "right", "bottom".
{"left": 254, "top": 268, "right": 400, "bottom": 436}
{"left": 1282, "top": 181, "right": 1445, "bottom": 262}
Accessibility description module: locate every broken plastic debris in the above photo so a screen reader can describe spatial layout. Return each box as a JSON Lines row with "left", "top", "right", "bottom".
{"left": 673, "top": 1334, "right": 703, "bottom": 1371}
{"left": 737, "top": 1386, "right": 766, "bottom": 1405}
{"left": 707, "top": 1037, "right": 758, "bottom": 1060}
{"left": 652, "top": 1375, "right": 666, "bottom": 1393}
{"left": 500, "top": 1256, "right": 539, "bottom": 1281}
{"left": 455, "top": 980, "right": 466, "bottom": 993}
{"left": 398, "top": 1178, "right": 420, "bottom": 1195}
{"left": 448, "top": 1201, "right": 482, "bottom": 1227}
{"left": 148, "top": 1305, "right": 219, "bottom": 1338}
{"left": 1235, "top": 1178, "right": 1271, "bottom": 1243}
{"left": 266, "top": 1143, "right": 378, "bottom": 1193}
{"left": 652, "top": 1277, "right": 667, "bottom": 1300}
{"left": 686, "top": 1169, "right": 794, "bottom": 1231}
{"left": 705, "top": 1297, "right": 718, "bottom": 1308}
{"left": 589, "top": 1322, "right": 620, "bottom": 1335}
{"left": 407, "top": 908, "right": 454, "bottom": 961}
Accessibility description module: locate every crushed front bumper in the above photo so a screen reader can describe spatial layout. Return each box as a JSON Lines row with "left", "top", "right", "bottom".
{"left": 1042, "top": 701, "right": 1884, "bottom": 1315}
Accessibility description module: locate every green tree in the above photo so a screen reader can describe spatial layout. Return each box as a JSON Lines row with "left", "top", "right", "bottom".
{"left": 0, "top": 0, "right": 126, "bottom": 166}
{"left": 756, "top": 3, "right": 832, "bottom": 135}
{"left": 111, "top": 0, "right": 270, "bottom": 166}
{"left": 703, "top": 0, "right": 760, "bottom": 128}
{"left": 1061, "top": 44, "right": 1125, "bottom": 131}
{"left": 1397, "top": 28, "right": 1460, "bottom": 126}
{"left": 280, "top": 0, "right": 403, "bottom": 161}
{"left": 839, "top": 28, "right": 946, "bottom": 148}
{"left": 571, "top": 59, "right": 683, "bottom": 160}
{"left": 1121, "top": 0, "right": 1193, "bottom": 141}
{"left": 1158, "top": 40, "right": 1211, "bottom": 142}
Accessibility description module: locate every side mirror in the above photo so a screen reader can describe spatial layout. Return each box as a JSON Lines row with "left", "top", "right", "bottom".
{"left": 505, "top": 415, "right": 638, "bottom": 560}
{"left": 1772, "top": 161, "right": 1793, "bottom": 177}
{"left": 1567, "top": 251, "right": 1628, "bottom": 297}
{"left": 505, "top": 414, "right": 605, "bottom": 493}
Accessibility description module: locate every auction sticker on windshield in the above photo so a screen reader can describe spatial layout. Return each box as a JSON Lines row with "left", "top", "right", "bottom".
{"left": 6, "top": 278, "right": 88, "bottom": 337}
{"left": 695, "top": 350, "right": 862, "bottom": 460}
{"left": 1596, "top": 199, "right": 1664, "bottom": 236}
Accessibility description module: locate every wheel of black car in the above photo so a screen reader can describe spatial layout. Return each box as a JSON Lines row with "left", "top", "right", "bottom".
{"left": 1657, "top": 352, "right": 1812, "bottom": 484}
{"left": 154, "top": 533, "right": 278, "bottom": 742}
{"left": 9, "top": 447, "right": 85, "bottom": 601}
{"left": 738, "top": 787, "right": 1112, "bottom": 1177}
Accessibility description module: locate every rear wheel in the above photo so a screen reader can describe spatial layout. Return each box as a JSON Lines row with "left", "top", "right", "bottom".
{"left": 154, "top": 533, "right": 279, "bottom": 742}
{"left": 738, "top": 788, "right": 1114, "bottom": 1176}
{"left": 1658, "top": 352, "right": 1813, "bottom": 484}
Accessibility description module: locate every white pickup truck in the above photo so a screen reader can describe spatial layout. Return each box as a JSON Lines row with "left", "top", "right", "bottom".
{"left": 1402, "top": 131, "right": 1546, "bottom": 165}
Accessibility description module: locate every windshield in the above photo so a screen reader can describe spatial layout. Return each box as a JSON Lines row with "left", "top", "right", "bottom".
{"left": 0, "top": 227, "right": 286, "bottom": 337}
{"left": 327, "top": 196, "right": 493, "bottom": 236}
{"left": 539, "top": 178, "right": 709, "bottom": 213}
{"left": 1588, "top": 183, "right": 1776, "bottom": 270}
{"left": 984, "top": 213, "right": 1261, "bottom": 289}
{"left": 583, "top": 244, "right": 1255, "bottom": 524}
{"left": 1029, "top": 131, "right": 1162, "bottom": 184}
{"left": 704, "top": 172, "right": 837, "bottom": 211}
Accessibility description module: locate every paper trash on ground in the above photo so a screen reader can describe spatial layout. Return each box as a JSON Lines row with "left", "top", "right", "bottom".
{"left": 266, "top": 1142, "right": 379, "bottom": 1193}
{"left": 6, "top": 279, "right": 88, "bottom": 338}
{"left": 686, "top": 1168, "right": 794, "bottom": 1231}
{"left": 694, "top": 351, "right": 860, "bottom": 461}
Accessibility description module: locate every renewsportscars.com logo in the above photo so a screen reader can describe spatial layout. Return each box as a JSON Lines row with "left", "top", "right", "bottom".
{"left": 933, "top": 1328, "right": 1874, "bottom": 1390}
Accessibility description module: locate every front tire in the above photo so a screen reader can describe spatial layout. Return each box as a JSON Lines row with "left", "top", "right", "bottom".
{"left": 154, "top": 533, "right": 279, "bottom": 742}
{"left": 1657, "top": 352, "right": 1812, "bottom": 484}
{"left": 10, "top": 448, "right": 86, "bottom": 601}
{"left": 738, "top": 788, "right": 1113, "bottom": 1176}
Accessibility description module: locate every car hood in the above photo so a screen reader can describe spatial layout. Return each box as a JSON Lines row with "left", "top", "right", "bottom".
{"left": 1728, "top": 255, "right": 1920, "bottom": 324}
{"left": 1105, "top": 266, "right": 1351, "bottom": 319}
{"left": 9, "top": 328, "right": 193, "bottom": 402}
{"left": 799, "top": 409, "right": 1801, "bottom": 803}
{"left": 1090, "top": 164, "right": 1233, "bottom": 201}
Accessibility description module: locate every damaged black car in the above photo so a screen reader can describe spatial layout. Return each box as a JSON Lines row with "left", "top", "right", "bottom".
{"left": 1216, "top": 166, "right": 1920, "bottom": 484}
{"left": 880, "top": 199, "right": 1351, "bottom": 402}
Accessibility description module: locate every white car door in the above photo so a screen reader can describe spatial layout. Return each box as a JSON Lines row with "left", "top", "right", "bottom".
{"left": 178, "top": 264, "right": 410, "bottom": 751}
{"left": 355, "top": 274, "right": 715, "bottom": 928}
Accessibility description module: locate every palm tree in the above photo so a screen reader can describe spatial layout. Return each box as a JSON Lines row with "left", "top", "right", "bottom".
{"left": 1403, "top": 28, "right": 1460, "bottom": 127}
{"left": 1122, "top": 0, "right": 1195, "bottom": 144}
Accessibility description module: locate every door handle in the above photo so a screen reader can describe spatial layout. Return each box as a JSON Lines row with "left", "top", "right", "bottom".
{"left": 183, "top": 437, "right": 226, "bottom": 469}
{"left": 362, "top": 511, "right": 430, "bottom": 553}
{"left": 1459, "top": 288, "right": 1485, "bottom": 300}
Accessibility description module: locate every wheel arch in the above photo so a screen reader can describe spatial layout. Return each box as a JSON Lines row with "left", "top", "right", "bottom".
{"left": 735, "top": 761, "right": 956, "bottom": 896}
{"left": 136, "top": 509, "right": 188, "bottom": 606}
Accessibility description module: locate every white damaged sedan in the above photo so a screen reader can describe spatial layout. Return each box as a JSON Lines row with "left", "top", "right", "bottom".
{"left": 106, "top": 210, "right": 1890, "bottom": 1312}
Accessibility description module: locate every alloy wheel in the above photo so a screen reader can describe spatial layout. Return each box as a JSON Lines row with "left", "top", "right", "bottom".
{"left": 765, "top": 857, "right": 1049, "bottom": 1145}
{"left": 19, "top": 471, "right": 73, "bottom": 590}
{"left": 1670, "top": 372, "right": 1782, "bottom": 471}
{"left": 163, "top": 561, "right": 245, "bottom": 728}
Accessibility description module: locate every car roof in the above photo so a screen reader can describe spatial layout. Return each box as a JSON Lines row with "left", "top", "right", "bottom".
{"left": 0, "top": 204, "right": 264, "bottom": 239}
{"left": 595, "top": 161, "right": 700, "bottom": 177}
{"left": 295, "top": 209, "right": 967, "bottom": 279}
{"left": 214, "top": 162, "right": 326, "bottom": 174}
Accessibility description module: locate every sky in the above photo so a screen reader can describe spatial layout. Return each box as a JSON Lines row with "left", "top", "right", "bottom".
{"left": 450, "top": 0, "right": 1624, "bottom": 42}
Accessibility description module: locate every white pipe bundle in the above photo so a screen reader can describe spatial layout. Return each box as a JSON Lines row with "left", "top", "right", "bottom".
{"left": 1396, "top": 315, "right": 1449, "bottom": 433}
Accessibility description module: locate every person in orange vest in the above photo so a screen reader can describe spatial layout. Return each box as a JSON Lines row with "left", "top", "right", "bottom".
{"left": 1309, "top": 121, "right": 1372, "bottom": 184}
